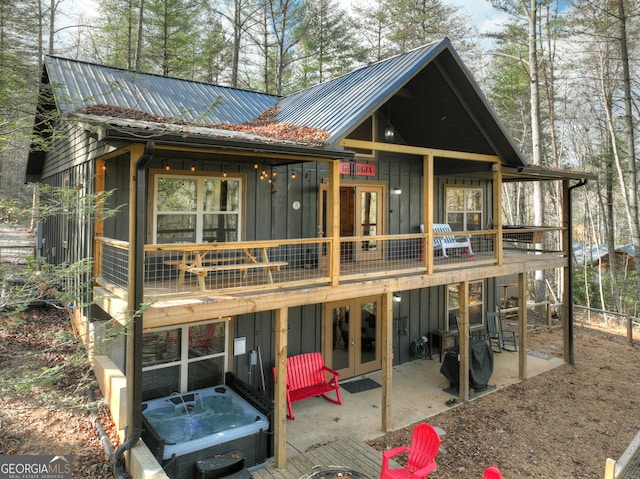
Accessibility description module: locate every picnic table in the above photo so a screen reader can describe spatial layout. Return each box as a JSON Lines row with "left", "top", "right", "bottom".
{"left": 165, "top": 246, "right": 287, "bottom": 291}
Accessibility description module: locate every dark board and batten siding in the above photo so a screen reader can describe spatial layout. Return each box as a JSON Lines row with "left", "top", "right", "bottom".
{"left": 84, "top": 137, "right": 501, "bottom": 395}
{"left": 233, "top": 304, "right": 322, "bottom": 397}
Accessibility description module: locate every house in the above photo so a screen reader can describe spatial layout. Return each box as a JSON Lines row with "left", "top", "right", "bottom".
{"left": 27, "top": 38, "right": 591, "bottom": 477}
{"left": 573, "top": 244, "right": 636, "bottom": 271}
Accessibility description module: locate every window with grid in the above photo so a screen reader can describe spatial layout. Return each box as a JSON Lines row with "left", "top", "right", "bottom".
{"left": 445, "top": 186, "right": 483, "bottom": 231}
{"left": 446, "top": 281, "right": 484, "bottom": 331}
{"left": 141, "top": 320, "right": 228, "bottom": 400}
{"left": 153, "top": 172, "right": 243, "bottom": 243}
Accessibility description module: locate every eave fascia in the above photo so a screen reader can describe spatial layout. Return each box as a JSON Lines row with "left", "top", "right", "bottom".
{"left": 102, "top": 125, "right": 354, "bottom": 163}
{"left": 502, "top": 166, "right": 597, "bottom": 182}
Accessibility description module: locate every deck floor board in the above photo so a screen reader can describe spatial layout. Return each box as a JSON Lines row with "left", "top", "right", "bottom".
{"left": 253, "top": 437, "right": 383, "bottom": 479}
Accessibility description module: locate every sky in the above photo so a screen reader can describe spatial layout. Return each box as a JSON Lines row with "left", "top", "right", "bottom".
{"left": 447, "top": 0, "right": 506, "bottom": 36}
{"left": 58, "top": 0, "right": 506, "bottom": 54}
{"left": 61, "top": 0, "right": 504, "bottom": 33}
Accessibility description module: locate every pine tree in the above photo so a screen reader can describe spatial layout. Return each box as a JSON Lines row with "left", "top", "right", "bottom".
{"left": 294, "top": 0, "right": 353, "bottom": 90}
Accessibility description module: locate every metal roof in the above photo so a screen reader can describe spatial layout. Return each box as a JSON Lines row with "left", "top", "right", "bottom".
{"left": 277, "top": 41, "right": 443, "bottom": 142}
{"left": 37, "top": 38, "right": 533, "bottom": 166}
{"left": 43, "top": 56, "right": 278, "bottom": 125}
{"left": 276, "top": 38, "right": 527, "bottom": 165}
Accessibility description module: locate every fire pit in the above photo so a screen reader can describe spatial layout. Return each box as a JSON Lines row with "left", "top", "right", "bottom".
{"left": 301, "top": 466, "right": 370, "bottom": 479}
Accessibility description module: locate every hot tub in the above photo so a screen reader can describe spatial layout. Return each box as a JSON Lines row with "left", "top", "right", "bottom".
{"left": 141, "top": 379, "right": 271, "bottom": 479}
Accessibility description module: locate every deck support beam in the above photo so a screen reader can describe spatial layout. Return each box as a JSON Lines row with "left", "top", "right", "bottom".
{"left": 518, "top": 272, "right": 528, "bottom": 380}
{"left": 424, "top": 154, "right": 434, "bottom": 275}
{"left": 493, "top": 165, "right": 503, "bottom": 265}
{"left": 381, "top": 292, "right": 393, "bottom": 432}
{"left": 329, "top": 160, "right": 340, "bottom": 287}
{"left": 458, "top": 281, "right": 470, "bottom": 402}
{"left": 274, "top": 307, "right": 288, "bottom": 468}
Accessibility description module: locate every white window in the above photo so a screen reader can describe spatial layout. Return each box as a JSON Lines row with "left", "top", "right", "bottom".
{"left": 445, "top": 186, "right": 483, "bottom": 231}
{"left": 141, "top": 320, "right": 228, "bottom": 400}
{"left": 153, "top": 172, "right": 243, "bottom": 243}
{"left": 447, "top": 281, "right": 484, "bottom": 331}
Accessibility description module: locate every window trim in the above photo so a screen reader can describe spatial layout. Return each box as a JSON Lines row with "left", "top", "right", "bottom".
{"left": 142, "top": 319, "right": 229, "bottom": 394}
{"left": 149, "top": 169, "right": 246, "bottom": 244}
{"left": 446, "top": 280, "right": 485, "bottom": 332}
{"left": 444, "top": 185, "right": 484, "bottom": 231}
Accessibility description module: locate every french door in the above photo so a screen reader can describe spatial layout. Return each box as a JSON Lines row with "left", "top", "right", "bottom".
{"left": 319, "top": 183, "right": 385, "bottom": 262}
{"left": 324, "top": 296, "right": 381, "bottom": 379}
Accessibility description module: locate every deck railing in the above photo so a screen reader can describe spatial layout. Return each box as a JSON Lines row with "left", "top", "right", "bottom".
{"left": 94, "top": 227, "right": 564, "bottom": 298}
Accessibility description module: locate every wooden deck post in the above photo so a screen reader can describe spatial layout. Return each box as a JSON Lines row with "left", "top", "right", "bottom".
{"left": 604, "top": 458, "right": 616, "bottom": 479}
{"left": 329, "top": 160, "right": 340, "bottom": 287}
{"left": 518, "top": 272, "right": 528, "bottom": 380}
{"left": 493, "top": 164, "right": 503, "bottom": 265}
{"left": 274, "top": 307, "right": 288, "bottom": 468}
{"left": 381, "top": 292, "right": 393, "bottom": 432}
{"left": 424, "top": 154, "right": 434, "bottom": 275}
{"left": 458, "top": 281, "right": 470, "bottom": 402}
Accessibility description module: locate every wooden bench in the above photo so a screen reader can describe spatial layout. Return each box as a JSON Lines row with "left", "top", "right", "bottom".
{"left": 432, "top": 223, "right": 473, "bottom": 258}
{"left": 272, "top": 352, "right": 342, "bottom": 420}
{"left": 164, "top": 256, "right": 245, "bottom": 269}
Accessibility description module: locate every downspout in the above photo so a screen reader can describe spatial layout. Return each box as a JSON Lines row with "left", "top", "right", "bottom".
{"left": 112, "top": 141, "right": 155, "bottom": 478}
{"left": 567, "top": 178, "right": 588, "bottom": 365}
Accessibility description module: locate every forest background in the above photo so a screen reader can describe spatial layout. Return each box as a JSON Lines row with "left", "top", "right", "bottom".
{"left": 0, "top": 0, "right": 639, "bottom": 316}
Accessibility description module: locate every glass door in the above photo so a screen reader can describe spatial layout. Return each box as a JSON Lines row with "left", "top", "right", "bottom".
{"left": 319, "top": 183, "right": 385, "bottom": 263}
{"left": 355, "top": 186, "right": 383, "bottom": 261}
{"left": 325, "top": 297, "right": 381, "bottom": 379}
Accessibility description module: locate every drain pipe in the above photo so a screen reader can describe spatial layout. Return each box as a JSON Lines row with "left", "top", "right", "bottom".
{"left": 567, "top": 178, "right": 588, "bottom": 366}
{"left": 112, "top": 141, "right": 155, "bottom": 478}
{"left": 89, "top": 389, "right": 114, "bottom": 461}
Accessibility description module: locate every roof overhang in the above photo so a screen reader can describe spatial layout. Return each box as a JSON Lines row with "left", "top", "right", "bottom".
{"left": 502, "top": 165, "right": 597, "bottom": 182}
{"left": 98, "top": 115, "right": 353, "bottom": 163}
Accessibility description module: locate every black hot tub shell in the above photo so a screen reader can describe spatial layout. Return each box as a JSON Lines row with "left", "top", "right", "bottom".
{"left": 141, "top": 372, "right": 274, "bottom": 479}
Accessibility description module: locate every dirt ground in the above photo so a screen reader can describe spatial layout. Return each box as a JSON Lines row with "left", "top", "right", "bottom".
{"left": 0, "top": 308, "right": 116, "bottom": 478}
{"left": 1, "top": 307, "right": 639, "bottom": 479}
{"left": 368, "top": 321, "right": 640, "bottom": 478}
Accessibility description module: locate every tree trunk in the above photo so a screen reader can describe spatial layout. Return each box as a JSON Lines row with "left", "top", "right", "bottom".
{"left": 527, "top": 0, "right": 545, "bottom": 301}
{"left": 616, "top": 0, "right": 640, "bottom": 308}
{"left": 48, "top": 0, "right": 55, "bottom": 54}
{"left": 135, "top": 0, "right": 144, "bottom": 70}
{"left": 603, "top": 147, "right": 621, "bottom": 312}
{"left": 230, "top": 0, "right": 242, "bottom": 88}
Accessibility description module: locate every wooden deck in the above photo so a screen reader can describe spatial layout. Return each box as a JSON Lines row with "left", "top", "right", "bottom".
{"left": 252, "top": 437, "right": 383, "bottom": 479}
{"left": 138, "top": 249, "right": 557, "bottom": 298}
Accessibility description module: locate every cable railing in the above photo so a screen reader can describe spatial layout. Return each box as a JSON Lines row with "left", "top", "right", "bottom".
{"left": 94, "top": 227, "right": 565, "bottom": 299}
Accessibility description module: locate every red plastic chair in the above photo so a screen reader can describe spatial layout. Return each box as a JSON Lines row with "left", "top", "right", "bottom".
{"left": 380, "top": 424, "right": 440, "bottom": 479}
{"left": 483, "top": 466, "right": 503, "bottom": 478}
